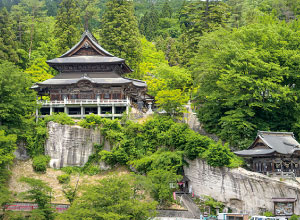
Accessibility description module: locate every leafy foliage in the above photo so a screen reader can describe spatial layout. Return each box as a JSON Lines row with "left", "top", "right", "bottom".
{"left": 57, "top": 174, "right": 70, "bottom": 184}
{"left": 0, "top": 7, "right": 19, "bottom": 63}
{"left": 0, "top": 131, "right": 16, "bottom": 210}
{"left": 19, "top": 177, "right": 55, "bottom": 220}
{"left": 156, "top": 89, "right": 188, "bottom": 115}
{"left": 57, "top": 175, "right": 157, "bottom": 220}
{"left": 147, "top": 169, "right": 181, "bottom": 206}
{"left": 0, "top": 62, "right": 36, "bottom": 136}
{"left": 44, "top": 113, "right": 75, "bottom": 125}
{"left": 93, "top": 115, "right": 241, "bottom": 176}
{"left": 100, "top": 0, "right": 141, "bottom": 69}
{"left": 130, "top": 149, "right": 185, "bottom": 174}
{"left": 203, "top": 196, "right": 225, "bottom": 215}
{"left": 0, "top": 130, "right": 17, "bottom": 167}
{"left": 204, "top": 142, "right": 232, "bottom": 167}
{"left": 192, "top": 20, "right": 300, "bottom": 148}
{"left": 32, "top": 155, "right": 50, "bottom": 172}
{"left": 55, "top": 0, "right": 82, "bottom": 53}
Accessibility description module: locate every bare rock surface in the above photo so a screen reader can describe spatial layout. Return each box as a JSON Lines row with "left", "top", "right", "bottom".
{"left": 184, "top": 159, "right": 300, "bottom": 215}
{"left": 45, "top": 122, "right": 108, "bottom": 168}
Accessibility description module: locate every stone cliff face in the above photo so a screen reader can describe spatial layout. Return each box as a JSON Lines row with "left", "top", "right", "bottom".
{"left": 45, "top": 122, "right": 110, "bottom": 169}
{"left": 184, "top": 159, "right": 300, "bottom": 215}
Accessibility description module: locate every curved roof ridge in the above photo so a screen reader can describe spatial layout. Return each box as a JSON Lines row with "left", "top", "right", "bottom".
{"left": 59, "top": 30, "right": 114, "bottom": 58}
{"left": 122, "top": 77, "right": 146, "bottom": 83}
{"left": 258, "top": 130, "right": 294, "bottom": 136}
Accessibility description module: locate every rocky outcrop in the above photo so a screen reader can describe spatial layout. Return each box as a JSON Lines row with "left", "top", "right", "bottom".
{"left": 184, "top": 159, "right": 300, "bottom": 215}
{"left": 45, "top": 122, "right": 111, "bottom": 169}
{"left": 14, "top": 141, "right": 30, "bottom": 160}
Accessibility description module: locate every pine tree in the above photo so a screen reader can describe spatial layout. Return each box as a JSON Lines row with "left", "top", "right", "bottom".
{"left": 161, "top": 0, "right": 172, "bottom": 18}
{"left": 0, "top": 7, "right": 19, "bottom": 63}
{"left": 100, "top": 0, "right": 141, "bottom": 69}
{"left": 179, "top": 1, "right": 230, "bottom": 66}
{"left": 139, "top": 5, "right": 159, "bottom": 41}
{"left": 55, "top": 0, "right": 82, "bottom": 53}
{"left": 80, "top": 0, "right": 100, "bottom": 31}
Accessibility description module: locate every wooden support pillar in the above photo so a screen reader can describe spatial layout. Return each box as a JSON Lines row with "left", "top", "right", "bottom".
{"left": 81, "top": 105, "right": 84, "bottom": 119}
{"left": 112, "top": 104, "right": 115, "bottom": 120}
{"left": 126, "top": 96, "right": 130, "bottom": 115}
{"left": 97, "top": 105, "right": 101, "bottom": 115}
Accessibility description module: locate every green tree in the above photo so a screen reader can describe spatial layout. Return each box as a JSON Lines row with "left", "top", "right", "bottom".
{"left": 0, "top": 7, "right": 19, "bottom": 63}
{"left": 205, "top": 141, "right": 232, "bottom": 167}
{"left": 139, "top": 5, "right": 159, "bottom": 41}
{"left": 179, "top": 1, "right": 230, "bottom": 65}
{"left": 155, "top": 36, "right": 181, "bottom": 66}
{"left": 100, "top": 0, "right": 141, "bottom": 69}
{"left": 20, "top": 0, "right": 46, "bottom": 60}
{"left": 57, "top": 175, "right": 157, "bottom": 220}
{"left": 147, "top": 169, "right": 181, "bottom": 206}
{"left": 25, "top": 58, "right": 54, "bottom": 83}
{"left": 133, "top": 37, "right": 167, "bottom": 79}
{"left": 191, "top": 20, "right": 300, "bottom": 148}
{"left": 0, "top": 130, "right": 16, "bottom": 212}
{"left": 0, "top": 130, "right": 17, "bottom": 169}
{"left": 0, "top": 62, "right": 36, "bottom": 135}
{"left": 149, "top": 63, "right": 192, "bottom": 94}
{"left": 20, "top": 177, "right": 54, "bottom": 220}
{"left": 156, "top": 89, "right": 188, "bottom": 115}
{"left": 160, "top": 0, "right": 172, "bottom": 18}
{"left": 80, "top": 0, "right": 100, "bottom": 31}
{"left": 55, "top": 0, "right": 82, "bottom": 53}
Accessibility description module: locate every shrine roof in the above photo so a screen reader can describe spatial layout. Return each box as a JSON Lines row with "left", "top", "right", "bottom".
{"left": 235, "top": 149, "right": 275, "bottom": 157}
{"left": 235, "top": 131, "right": 300, "bottom": 157}
{"left": 47, "top": 56, "right": 124, "bottom": 64}
{"left": 60, "top": 30, "right": 113, "bottom": 58}
{"left": 47, "top": 30, "right": 132, "bottom": 73}
{"left": 33, "top": 73, "right": 147, "bottom": 88}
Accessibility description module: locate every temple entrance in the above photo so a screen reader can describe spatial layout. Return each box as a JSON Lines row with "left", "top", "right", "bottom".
{"left": 54, "top": 107, "right": 64, "bottom": 113}
{"left": 101, "top": 107, "right": 112, "bottom": 114}
{"left": 40, "top": 107, "right": 50, "bottom": 115}
{"left": 85, "top": 107, "right": 97, "bottom": 114}
{"left": 68, "top": 107, "right": 81, "bottom": 115}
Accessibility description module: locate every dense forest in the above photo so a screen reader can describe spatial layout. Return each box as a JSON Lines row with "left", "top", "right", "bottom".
{"left": 1, "top": 0, "right": 300, "bottom": 218}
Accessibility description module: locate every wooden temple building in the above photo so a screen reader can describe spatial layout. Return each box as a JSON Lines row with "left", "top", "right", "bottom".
{"left": 32, "top": 30, "right": 152, "bottom": 118}
{"left": 235, "top": 131, "right": 300, "bottom": 177}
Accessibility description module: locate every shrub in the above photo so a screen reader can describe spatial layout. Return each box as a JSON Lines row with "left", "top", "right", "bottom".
{"left": 263, "top": 211, "right": 274, "bottom": 217}
{"left": 290, "top": 215, "right": 299, "bottom": 220}
{"left": 32, "top": 155, "right": 50, "bottom": 172}
{"left": 61, "top": 166, "right": 82, "bottom": 174}
{"left": 147, "top": 169, "right": 181, "bottom": 205}
{"left": 57, "top": 174, "right": 70, "bottom": 184}
{"left": 83, "top": 165, "right": 100, "bottom": 176}
{"left": 99, "top": 150, "right": 117, "bottom": 166}
{"left": 203, "top": 196, "right": 224, "bottom": 215}
{"left": 204, "top": 141, "right": 232, "bottom": 167}
{"left": 78, "top": 114, "right": 103, "bottom": 128}
{"left": 44, "top": 113, "right": 75, "bottom": 125}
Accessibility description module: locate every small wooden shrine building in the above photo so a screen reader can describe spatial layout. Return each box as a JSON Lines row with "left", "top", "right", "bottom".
{"left": 235, "top": 131, "right": 300, "bottom": 177}
{"left": 32, "top": 30, "right": 152, "bottom": 118}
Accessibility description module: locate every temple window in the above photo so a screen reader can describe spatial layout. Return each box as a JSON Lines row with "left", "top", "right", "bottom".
{"left": 112, "top": 93, "right": 120, "bottom": 99}
{"left": 104, "top": 93, "right": 110, "bottom": 99}
{"left": 70, "top": 94, "right": 78, "bottom": 99}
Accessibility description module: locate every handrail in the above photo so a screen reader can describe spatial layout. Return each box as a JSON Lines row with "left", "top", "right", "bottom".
{"left": 38, "top": 99, "right": 128, "bottom": 105}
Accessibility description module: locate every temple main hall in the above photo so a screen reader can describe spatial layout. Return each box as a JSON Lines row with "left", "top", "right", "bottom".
{"left": 32, "top": 30, "right": 152, "bottom": 119}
